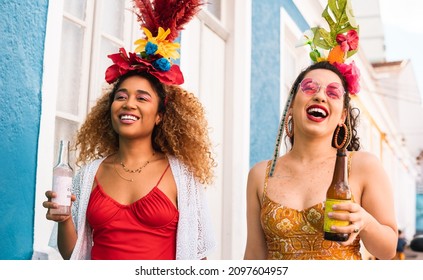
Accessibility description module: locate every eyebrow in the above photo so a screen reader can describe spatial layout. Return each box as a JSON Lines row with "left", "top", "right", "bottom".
{"left": 116, "top": 88, "right": 152, "bottom": 96}
{"left": 327, "top": 83, "right": 342, "bottom": 87}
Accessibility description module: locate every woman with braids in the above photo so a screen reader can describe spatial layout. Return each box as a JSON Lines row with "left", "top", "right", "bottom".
{"left": 43, "top": 0, "right": 216, "bottom": 260}
{"left": 244, "top": 0, "right": 397, "bottom": 260}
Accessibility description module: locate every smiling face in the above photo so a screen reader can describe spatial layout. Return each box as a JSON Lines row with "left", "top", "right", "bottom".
{"left": 110, "top": 75, "right": 162, "bottom": 140}
{"left": 290, "top": 68, "right": 347, "bottom": 139}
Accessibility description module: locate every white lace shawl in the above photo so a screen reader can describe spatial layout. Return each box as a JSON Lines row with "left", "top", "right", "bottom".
{"left": 49, "top": 155, "right": 216, "bottom": 260}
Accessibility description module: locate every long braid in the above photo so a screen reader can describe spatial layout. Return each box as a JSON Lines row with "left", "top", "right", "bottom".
{"left": 269, "top": 93, "right": 294, "bottom": 177}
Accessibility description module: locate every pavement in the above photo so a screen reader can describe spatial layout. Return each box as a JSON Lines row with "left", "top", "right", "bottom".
{"left": 404, "top": 246, "right": 423, "bottom": 260}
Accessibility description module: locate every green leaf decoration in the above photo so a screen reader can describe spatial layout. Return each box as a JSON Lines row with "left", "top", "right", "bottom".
{"left": 346, "top": 49, "right": 357, "bottom": 59}
{"left": 309, "top": 49, "right": 321, "bottom": 62}
{"left": 313, "top": 0, "right": 358, "bottom": 50}
{"left": 313, "top": 27, "right": 333, "bottom": 50}
{"left": 345, "top": 0, "right": 358, "bottom": 28}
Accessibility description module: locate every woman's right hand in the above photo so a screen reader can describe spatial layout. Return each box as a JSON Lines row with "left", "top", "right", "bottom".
{"left": 43, "top": 190, "right": 76, "bottom": 222}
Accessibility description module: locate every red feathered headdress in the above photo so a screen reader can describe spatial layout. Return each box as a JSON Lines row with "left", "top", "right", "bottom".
{"left": 105, "top": 0, "right": 204, "bottom": 85}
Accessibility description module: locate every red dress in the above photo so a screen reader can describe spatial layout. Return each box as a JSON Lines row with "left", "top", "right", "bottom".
{"left": 86, "top": 165, "right": 179, "bottom": 260}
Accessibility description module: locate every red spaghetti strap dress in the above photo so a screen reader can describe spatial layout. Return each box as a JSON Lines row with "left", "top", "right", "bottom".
{"left": 86, "top": 164, "right": 179, "bottom": 260}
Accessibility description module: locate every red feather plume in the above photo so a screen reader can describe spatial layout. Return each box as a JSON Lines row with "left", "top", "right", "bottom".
{"left": 133, "top": 0, "right": 204, "bottom": 41}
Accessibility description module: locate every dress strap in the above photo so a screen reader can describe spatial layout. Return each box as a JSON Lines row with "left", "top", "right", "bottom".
{"left": 263, "top": 160, "right": 272, "bottom": 204}
{"left": 156, "top": 164, "right": 170, "bottom": 187}
{"left": 93, "top": 176, "right": 100, "bottom": 191}
{"left": 347, "top": 151, "right": 356, "bottom": 202}
{"left": 347, "top": 151, "right": 355, "bottom": 177}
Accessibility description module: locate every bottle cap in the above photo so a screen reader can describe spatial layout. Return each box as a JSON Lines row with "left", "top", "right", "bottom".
{"left": 337, "top": 148, "right": 347, "bottom": 156}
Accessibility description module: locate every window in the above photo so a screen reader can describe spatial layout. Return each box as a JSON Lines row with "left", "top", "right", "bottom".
{"left": 54, "top": 0, "right": 135, "bottom": 167}
{"left": 205, "top": 0, "right": 221, "bottom": 20}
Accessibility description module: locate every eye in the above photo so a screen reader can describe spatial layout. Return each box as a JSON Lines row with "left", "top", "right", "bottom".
{"left": 114, "top": 91, "right": 128, "bottom": 100}
{"left": 326, "top": 89, "right": 341, "bottom": 99}
{"left": 326, "top": 83, "right": 344, "bottom": 99}
{"left": 136, "top": 93, "right": 152, "bottom": 102}
{"left": 301, "top": 79, "right": 319, "bottom": 94}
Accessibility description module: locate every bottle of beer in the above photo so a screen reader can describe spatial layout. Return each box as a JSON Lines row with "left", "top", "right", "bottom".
{"left": 50, "top": 140, "right": 73, "bottom": 215}
{"left": 323, "top": 148, "right": 351, "bottom": 241}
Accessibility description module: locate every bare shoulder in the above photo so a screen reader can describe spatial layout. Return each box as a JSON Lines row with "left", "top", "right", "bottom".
{"left": 249, "top": 160, "right": 270, "bottom": 180}
{"left": 350, "top": 151, "right": 383, "bottom": 170}
{"left": 350, "top": 151, "right": 388, "bottom": 184}
{"left": 97, "top": 154, "right": 115, "bottom": 172}
{"left": 247, "top": 159, "right": 271, "bottom": 192}
{"left": 348, "top": 151, "right": 391, "bottom": 200}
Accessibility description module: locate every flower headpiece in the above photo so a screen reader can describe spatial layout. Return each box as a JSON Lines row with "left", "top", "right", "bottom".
{"left": 297, "top": 0, "right": 360, "bottom": 94}
{"left": 105, "top": 0, "right": 204, "bottom": 85}
{"left": 269, "top": 0, "right": 360, "bottom": 177}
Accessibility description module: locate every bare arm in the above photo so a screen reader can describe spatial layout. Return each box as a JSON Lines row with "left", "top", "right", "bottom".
{"left": 44, "top": 191, "right": 78, "bottom": 259}
{"left": 244, "top": 162, "right": 268, "bottom": 259}
{"left": 357, "top": 152, "right": 397, "bottom": 259}
{"left": 330, "top": 152, "right": 397, "bottom": 259}
{"left": 57, "top": 217, "right": 78, "bottom": 259}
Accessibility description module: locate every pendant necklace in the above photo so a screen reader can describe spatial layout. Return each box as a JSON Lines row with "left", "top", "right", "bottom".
{"left": 114, "top": 152, "right": 156, "bottom": 182}
{"left": 114, "top": 157, "right": 134, "bottom": 182}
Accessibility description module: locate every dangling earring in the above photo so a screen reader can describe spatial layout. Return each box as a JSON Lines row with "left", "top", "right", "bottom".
{"left": 285, "top": 114, "right": 294, "bottom": 138}
{"left": 334, "top": 123, "right": 348, "bottom": 149}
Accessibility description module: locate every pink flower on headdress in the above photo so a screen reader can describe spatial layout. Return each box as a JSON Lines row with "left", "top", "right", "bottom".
{"left": 105, "top": 48, "right": 184, "bottom": 85}
{"left": 336, "top": 30, "right": 359, "bottom": 53}
{"left": 333, "top": 61, "right": 360, "bottom": 95}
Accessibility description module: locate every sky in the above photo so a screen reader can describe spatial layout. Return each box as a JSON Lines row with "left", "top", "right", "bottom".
{"left": 379, "top": 0, "right": 423, "bottom": 96}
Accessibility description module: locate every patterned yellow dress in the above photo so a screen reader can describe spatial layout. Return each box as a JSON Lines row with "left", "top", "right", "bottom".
{"left": 261, "top": 156, "right": 362, "bottom": 260}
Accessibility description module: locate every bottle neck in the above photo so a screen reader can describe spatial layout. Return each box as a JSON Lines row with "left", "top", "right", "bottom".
{"left": 57, "top": 140, "right": 70, "bottom": 167}
{"left": 332, "top": 148, "right": 348, "bottom": 184}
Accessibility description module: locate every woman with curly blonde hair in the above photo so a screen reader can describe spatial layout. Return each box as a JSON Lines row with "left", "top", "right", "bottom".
{"left": 43, "top": 0, "right": 216, "bottom": 260}
{"left": 76, "top": 71, "right": 215, "bottom": 185}
{"left": 44, "top": 70, "right": 216, "bottom": 260}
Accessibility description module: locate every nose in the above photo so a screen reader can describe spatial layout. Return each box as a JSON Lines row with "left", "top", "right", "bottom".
{"left": 313, "top": 86, "right": 327, "bottom": 102}
{"left": 123, "top": 96, "right": 137, "bottom": 109}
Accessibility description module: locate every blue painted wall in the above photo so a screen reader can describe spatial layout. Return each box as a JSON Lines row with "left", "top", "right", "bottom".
{"left": 0, "top": 0, "right": 48, "bottom": 259}
{"left": 250, "top": 0, "right": 307, "bottom": 167}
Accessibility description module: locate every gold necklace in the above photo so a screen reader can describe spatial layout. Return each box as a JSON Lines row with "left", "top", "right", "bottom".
{"left": 113, "top": 157, "right": 134, "bottom": 182}
{"left": 119, "top": 152, "right": 156, "bottom": 173}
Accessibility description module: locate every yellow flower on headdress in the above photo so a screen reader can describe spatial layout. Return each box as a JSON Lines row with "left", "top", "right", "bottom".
{"left": 134, "top": 27, "right": 180, "bottom": 60}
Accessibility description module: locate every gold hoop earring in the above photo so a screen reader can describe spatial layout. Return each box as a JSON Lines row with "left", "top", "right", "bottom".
{"left": 334, "top": 123, "right": 348, "bottom": 149}
{"left": 285, "top": 115, "right": 293, "bottom": 138}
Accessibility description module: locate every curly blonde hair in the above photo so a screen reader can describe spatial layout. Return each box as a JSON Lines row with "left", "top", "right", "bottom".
{"left": 75, "top": 72, "right": 216, "bottom": 184}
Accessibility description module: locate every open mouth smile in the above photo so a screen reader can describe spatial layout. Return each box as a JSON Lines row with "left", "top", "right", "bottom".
{"left": 306, "top": 105, "right": 328, "bottom": 122}
{"left": 119, "top": 114, "right": 140, "bottom": 123}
